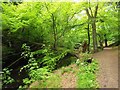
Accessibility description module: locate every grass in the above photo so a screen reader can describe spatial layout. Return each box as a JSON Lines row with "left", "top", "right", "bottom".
{"left": 61, "top": 67, "right": 73, "bottom": 74}
{"left": 30, "top": 74, "right": 61, "bottom": 88}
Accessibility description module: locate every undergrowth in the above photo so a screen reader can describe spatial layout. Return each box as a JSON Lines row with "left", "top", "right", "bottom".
{"left": 18, "top": 44, "right": 69, "bottom": 89}
{"left": 76, "top": 53, "right": 99, "bottom": 88}
{"left": 30, "top": 74, "right": 61, "bottom": 88}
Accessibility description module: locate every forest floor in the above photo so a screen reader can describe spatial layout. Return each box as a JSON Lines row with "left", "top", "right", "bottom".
{"left": 29, "top": 63, "right": 79, "bottom": 88}
{"left": 53, "top": 64, "right": 79, "bottom": 88}
{"left": 93, "top": 46, "right": 118, "bottom": 88}
{"left": 29, "top": 46, "right": 119, "bottom": 88}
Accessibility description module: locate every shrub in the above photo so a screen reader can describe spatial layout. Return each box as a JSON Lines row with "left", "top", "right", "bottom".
{"left": 19, "top": 44, "right": 69, "bottom": 88}
{"left": 2, "top": 68, "right": 15, "bottom": 86}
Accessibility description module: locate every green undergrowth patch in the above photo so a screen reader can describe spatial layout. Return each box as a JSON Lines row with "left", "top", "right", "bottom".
{"left": 76, "top": 53, "right": 99, "bottom": 88}
{"left": 61, "top": 67, "right": 73, "bottom": 75}
{"left": 30, "top": 74, "right": 61, "bottom": 88}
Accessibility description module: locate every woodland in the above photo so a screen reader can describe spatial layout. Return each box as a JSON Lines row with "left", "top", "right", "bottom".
{"left": 1, "top": 1, "right": 119, "bottom": 89}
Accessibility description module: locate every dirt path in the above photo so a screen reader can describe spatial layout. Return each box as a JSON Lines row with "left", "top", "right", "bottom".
{"left": 93, "top": 46, "right": 118, "bottom": 88}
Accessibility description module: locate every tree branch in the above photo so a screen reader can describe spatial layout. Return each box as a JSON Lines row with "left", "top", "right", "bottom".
{"left": 68, "top": 9, "right": 82, "bottom": 22}
{"left": 58, "top": 23, "right": 86, "bottom": 40}
{"left": 94, "top": 4, "right": 98, "bottom": 18}
{"left": 85, "top": 8, "right": 91, "bottom": 18}
{"left": 8, "top": 56, "right": 24, "bottom": 68}
{"left": 69, "top": 23, "right": 86, "bottom": 28}
{"left": 89, "top": 7, "right": 93, "bottom": 17}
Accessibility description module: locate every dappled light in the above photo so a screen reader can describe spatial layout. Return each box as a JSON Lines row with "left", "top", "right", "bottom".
{"left": 1, "top": 1, "right": 119, "bottom": 89}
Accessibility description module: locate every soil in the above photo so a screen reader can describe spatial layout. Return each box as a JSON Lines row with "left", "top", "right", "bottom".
{"left": 93, "top": 46, "right": 118, "bottom": 88}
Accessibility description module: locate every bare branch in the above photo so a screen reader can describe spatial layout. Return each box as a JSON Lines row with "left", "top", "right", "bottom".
{"left": 89, "top": 7, "right": 93, "bottom": 17}
{"left": 58, "top": 23, "right": 86, "bottom": 40}
{"left": 85, "top": 8, "right": 91, "bottom": 18}
{"left": 94, "top": 4, "right": 98, "bottom": 18}
{"left": 68, "top": 9, "right": 82, "bottom": 22}
{"left": 44, "top": 3, "right": 51, "bottom": 14}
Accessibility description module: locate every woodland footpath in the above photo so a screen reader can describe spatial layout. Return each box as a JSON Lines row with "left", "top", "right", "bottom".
{"left": 1, "top": 1, "right": 119, "bottom": 89}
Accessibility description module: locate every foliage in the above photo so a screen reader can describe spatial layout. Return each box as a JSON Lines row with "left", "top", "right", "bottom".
{"left": 76, "top": 53, "right": 92, "bottom": 65}
{"left": 29, "top": 68, "right": 51, "bottom": 81}
{"left": 19, "top": 43, "right": 69, "bottom": 88}
{"left": 2, "top": 68, "right": 14, "bottom": 85}
{"left": 1, "top": 2, "right": 118, "bottom": 88}
{"left": 77, "top": 72, "right": 99, "bottom": 88}
{"left": 77, "top": 59, "right": 99, "bottom": 88}
{"left": 2, "top": 2, "right": 118, "bottom": 48}
{"left": 20, "top": 67, "right": 51, "bottom": 88}
{"left": 76, "top": 53, "right": 99, "bottom": 88}
{"left": 19, "top": 44, "right": 49, "bottom": 88}
{"left": 20, "top": 43, "right": 39, "bottom": 72}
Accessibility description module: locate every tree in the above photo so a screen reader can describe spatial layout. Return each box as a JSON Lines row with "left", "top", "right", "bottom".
{"left": 97, "top": 2, "right": 118, "bottom": 47}
{"left": 85, "top": 2, "right": 98, "bottom": 52}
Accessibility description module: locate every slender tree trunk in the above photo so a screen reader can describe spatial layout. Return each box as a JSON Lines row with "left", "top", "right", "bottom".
{"left": 104, "top": 34, "right": 108, "bottom": 47}
{"left": 87, "top": 22, "right": 90, "bottom": 53}
{"left": 92, "top": 20, "right": 98, "bottom": 52}
{"left": 53, "top": 31, "right": 57, "bottom": 50}
{"left": 52, "top": 14, "right": 57, "bottom": 50}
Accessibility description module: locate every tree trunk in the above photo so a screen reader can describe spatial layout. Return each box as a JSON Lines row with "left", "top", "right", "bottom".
{"left": 104, "top": 34, "right": 108, "bottom": 47}
{"left": 54, "top": 33, "right": 57, "bottom": 50}
{"left": 85, "top": 3, "right": 98, "bottom": 53}
{"left": 92, "top": 20, "right": 98, "bottom": 52}
{"left": 87, "top": 22, "right": 90, "bottom": 53}
{"left": 52, "top": 14, "right": 57, "bottom": 50}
